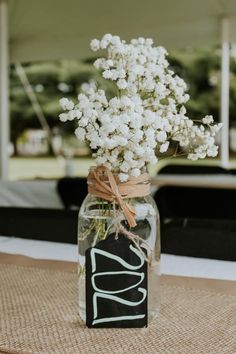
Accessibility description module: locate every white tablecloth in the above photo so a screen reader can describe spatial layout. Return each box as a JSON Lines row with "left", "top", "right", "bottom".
{"left": 0, "top": 180, "right": 63, "bottom": 208}
{"left": 0, "top": 235, "right": 235, "bottom": 281}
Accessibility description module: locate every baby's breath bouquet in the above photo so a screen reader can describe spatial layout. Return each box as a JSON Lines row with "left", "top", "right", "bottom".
{"left": 59, "top": 34, "right": 221, "bottom": 328}
{"left": 60, "top": 34, "right": 221, "bottom": 182}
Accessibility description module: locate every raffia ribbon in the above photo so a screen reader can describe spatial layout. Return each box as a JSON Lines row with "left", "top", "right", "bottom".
{"left": 87, "top": 165, "right": 151, "bottom": 228}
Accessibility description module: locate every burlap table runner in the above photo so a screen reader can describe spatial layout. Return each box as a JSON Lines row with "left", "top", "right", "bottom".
{"left": 0, "top": 259, "right": 236, "bottom": 353}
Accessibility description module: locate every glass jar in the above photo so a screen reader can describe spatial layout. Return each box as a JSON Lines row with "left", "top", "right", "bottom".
{"left": 78, "top": 192, "right": 161, "bottom": 324}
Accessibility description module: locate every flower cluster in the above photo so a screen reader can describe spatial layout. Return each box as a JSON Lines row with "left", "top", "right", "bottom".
{"left": 59, "top": 34, "right": 222, "bottom": 182}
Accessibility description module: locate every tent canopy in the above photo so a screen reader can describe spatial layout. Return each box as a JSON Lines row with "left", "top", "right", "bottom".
{"left": 8, "top": 0, "right": 236, "bottom": 63}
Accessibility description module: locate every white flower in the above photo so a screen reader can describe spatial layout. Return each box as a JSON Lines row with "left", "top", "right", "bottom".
{"left": 109, "top": 97, "right": 120, "bottom": 109}
{"left": 202, "top": 115, "right": 214, "bottom": 124}
{"left": 144, "top": 110, "right": 155, "bottom": 125}
{"left": 73, "top": 109, "right": 82, "bottom": 119}
{"left": 157, "top": 131, "right": 167, "bottom": 143}
{"left": 160, "top": 142, "right": 169, "bottom": 153}
{"left": 132, "top": 65, "right": 144, "bottom": 75}
{"left": 124, "top": 151, "right": 134, "bottom": 161}
{"left": 118, "top": 124, "right": 129, "bottom": 136}
{"left": 188, "top": 153, "right": 198, "bottom": 161}
{"left": 79, "top": 117, "right": 88, "bottom": 127}
{"left": 96, "top": 156, "right": 107, "bottom": 165}
{"left": 210, "top": 123, "right": 223, "bottom": 134}
{"left": 131, "top": 168, "right": 141, "bottom": 177}
{"left": 68, "top": 111, "right": 77, "bottom": 120}
{"left": 135, "top": 145, "right": 147, "bottom": 157}
{"left": 120, "top": 161, "right": 130, "bottom": 172}
{"left": 59, "top": 98, "right": 74, "bottom": 110}
{"left": 103, "top": 70, "right": 113, "bottom": 79}
{"left": 135, "top": 204, "right": 156, "bottom": 218}
{"left": 94, "top": 58, "right": 103, "bottom": 69}
{"left": 207, "top": 145, "right": 218, "bottom": 157}
{"left": 135, "top": 204, "right": 149, "bottom": 218}
{"left": 117, "top": 79, "right": 128, "bottom": 89}
{"left": 75, "top": 127, "right": 86, "bottom": 140}
{"left": 186, "top": 119, "right": 193, "bottom": 128}
{"left": 59, "top": 34, "right": 221, "bottom": 182}
{"left": 59, "top": 98, "right": 68, "bottom": 110}
{"left": 90, "top": 39, "right": 100, "bottom": 51}
{"left": 119, "top": 173, "right": 129, "bottom": 182}
{"left": 59, "top": 113, "right": 69, "bottom": 122}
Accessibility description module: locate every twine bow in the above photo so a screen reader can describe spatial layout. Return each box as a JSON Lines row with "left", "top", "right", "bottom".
{"left": 87, "top": 165, "right": 150, "bottom": 228}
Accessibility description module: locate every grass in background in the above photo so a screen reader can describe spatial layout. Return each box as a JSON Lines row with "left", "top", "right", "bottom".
{"left": 9, "top": 157, "right": 93, "bottom": 180}
{"left": 9, "top": 157, "right": 222, "bottom": 180}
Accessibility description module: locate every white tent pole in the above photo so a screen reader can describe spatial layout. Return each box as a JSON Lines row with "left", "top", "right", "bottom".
{"left": 220, "top": 17, "right": 230, "bottom": 168}
{"left": 0, "top": 0, "right": 9, "bottom": 179}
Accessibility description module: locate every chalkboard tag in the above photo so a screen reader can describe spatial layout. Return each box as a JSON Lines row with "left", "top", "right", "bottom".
{"left": 85, "top": 233, "right": 147, "bottom": 328}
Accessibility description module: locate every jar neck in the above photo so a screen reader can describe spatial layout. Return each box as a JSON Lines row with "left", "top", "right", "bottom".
{"left": 89, "top": 166, "right": 149, "bottom": 182}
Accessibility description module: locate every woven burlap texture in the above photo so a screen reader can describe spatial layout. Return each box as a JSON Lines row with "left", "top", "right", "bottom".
{"left": 0, "top": 264, "right": 235, "bottom": 354}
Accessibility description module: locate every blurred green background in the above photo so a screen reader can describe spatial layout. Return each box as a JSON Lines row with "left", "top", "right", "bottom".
{"left": 10, "top": 47, "right": 236, "bottom": 179}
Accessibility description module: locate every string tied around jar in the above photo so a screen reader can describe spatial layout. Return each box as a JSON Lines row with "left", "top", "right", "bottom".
{"left": 88, "top": 165, "right": 150, "bottom": 228}
{"left": 87, "top": 165, "right": 152, "bottom": 263}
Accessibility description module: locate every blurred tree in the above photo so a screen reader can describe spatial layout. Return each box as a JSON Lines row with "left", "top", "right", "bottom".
{"left": 10, "top": 48, "right": 236, "bottom": 156}
{"left": 10, "top": 60, "right": 116, "bottom": 155}
{"left": 169, "top": 48, "right": 221, "bottom": 121}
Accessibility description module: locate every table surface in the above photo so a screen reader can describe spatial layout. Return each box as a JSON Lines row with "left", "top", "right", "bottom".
{"left": 0, "top": 252, "right": 235, "bottom": 295}
{"left": 0, "top": 250, "right": 236, "bottom": 354}
{"left": 1, "top": 235, "right": 236, "bottom": 281}
{"left": 0, "top": 239, "right": 235, "bottom": 354}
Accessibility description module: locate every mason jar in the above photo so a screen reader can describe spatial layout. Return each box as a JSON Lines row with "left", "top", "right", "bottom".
{"left": 78, "top": 189, "right": 161, "bottom": 325}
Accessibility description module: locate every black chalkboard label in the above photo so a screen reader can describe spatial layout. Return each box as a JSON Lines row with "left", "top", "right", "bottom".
{"left": 85, "top": 233, "right": 148, "bottom": 328}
